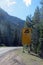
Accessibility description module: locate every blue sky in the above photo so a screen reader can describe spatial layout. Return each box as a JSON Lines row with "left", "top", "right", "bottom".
{"left": 0, "top": 0, "right": 41, "bottom": 20}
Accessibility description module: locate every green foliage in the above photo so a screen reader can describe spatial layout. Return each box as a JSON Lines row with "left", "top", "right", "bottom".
{"left": 32, "top": 6, "right": 40, "bottom": 24}
{"left": 32, "top": 0, "right": 43, "bottom": 55}
{"left": 32, "top": 8, "right": 40, "bottom": 51}
{"left": 24, "top": 16, "right": 32, "bottom": 28}
{"left": 40, "top": 0, "right": 43, "bottom": 23}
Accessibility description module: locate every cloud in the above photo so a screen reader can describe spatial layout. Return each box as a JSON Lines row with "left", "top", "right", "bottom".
{"left": 23, "top": 0, "right": 32, "bottom": 7}
{"left": 0, "top": 0, "right": 16, "bottom": 8}
{"left": 6, "top": 0, "right": 16, "bottom": 7}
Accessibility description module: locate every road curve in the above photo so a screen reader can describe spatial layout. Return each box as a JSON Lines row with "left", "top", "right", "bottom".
{"left": 0, "top": 47, "right": 22, "bottom": 55}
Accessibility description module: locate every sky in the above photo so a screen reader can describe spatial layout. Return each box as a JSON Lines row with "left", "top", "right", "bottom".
{"left": 0, "top": 0, "right": 41, "bottom": 20}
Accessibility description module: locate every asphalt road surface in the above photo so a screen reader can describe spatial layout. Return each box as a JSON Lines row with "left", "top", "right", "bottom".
{"left": 0, "top": 47, "right": 43, "bottom": 65}
{"left": 0, "top": 47, "right": 22, "bottom": 55}
{"left": 0, "top": 47, "right": 25, "bottom": 65}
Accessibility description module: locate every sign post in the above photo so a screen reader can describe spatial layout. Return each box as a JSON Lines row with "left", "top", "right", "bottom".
{"left": 22, "top": 28, "right": 32, "bottom": 53}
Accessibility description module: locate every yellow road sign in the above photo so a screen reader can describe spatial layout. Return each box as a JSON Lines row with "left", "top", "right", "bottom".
{"left": 22, "top": 28, "right": 32, "bottom": 45}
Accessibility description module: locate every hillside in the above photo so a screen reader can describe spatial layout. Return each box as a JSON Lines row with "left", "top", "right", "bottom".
{"left": 0, "top": 8, "right": 25, "bottom": 46}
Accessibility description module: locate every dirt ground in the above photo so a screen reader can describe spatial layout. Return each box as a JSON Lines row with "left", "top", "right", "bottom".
{"left": 0, "top": 48, "right": 43, "bottom": 65}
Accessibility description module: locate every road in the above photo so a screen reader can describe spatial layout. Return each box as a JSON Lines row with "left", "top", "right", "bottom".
{"left": 0, "top": 47, "right": 22, "bottom": 55}
{"left": 0, "top": 47, "right": 25, "bottom": 65}
{"left": 0, "top": 47, "right": 43, "bottom": 65}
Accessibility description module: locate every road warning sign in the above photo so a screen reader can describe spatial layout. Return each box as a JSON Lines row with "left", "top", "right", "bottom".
{"left": 22, "top": 28, "right": 32, "bottom": 45}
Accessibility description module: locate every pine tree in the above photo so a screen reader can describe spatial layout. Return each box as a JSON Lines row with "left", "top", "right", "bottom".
{"left": 40, "top": 0, "right": 43, "bottom": 23}
{"left": 38, "top": 0, "right": 43, "bottom": 57}
{"left": 32, "top": 6, "right": 40, "bottom": 53}
{"left": 32, "top": 6, "right": 40, "bottom": 24}
{"left": 24, "top": 16, "right": 32, "bottom": 28}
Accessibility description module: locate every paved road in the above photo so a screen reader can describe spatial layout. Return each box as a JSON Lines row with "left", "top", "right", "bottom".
{"left": 0, "top": 47, "right": 25, "bottom": 65}
{"left": 0, "top": 47, "right": 43, "bottom": 65}
{"left": 0, "top": 47, "right": 22, "bottom": 55}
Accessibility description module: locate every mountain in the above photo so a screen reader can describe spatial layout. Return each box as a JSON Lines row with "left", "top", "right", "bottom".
{"left": 0, "top": 8, "right": 25, "bottom": 46}
{"left": 0, "top": 8, "right": 25, "bottom": 27}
